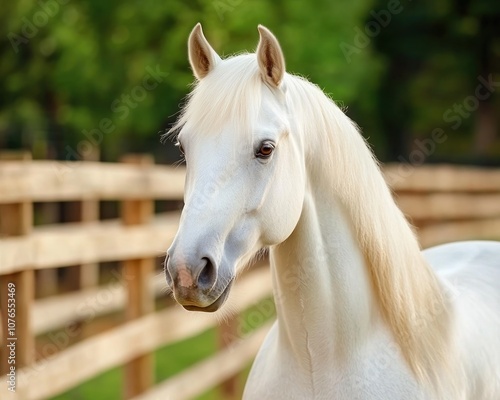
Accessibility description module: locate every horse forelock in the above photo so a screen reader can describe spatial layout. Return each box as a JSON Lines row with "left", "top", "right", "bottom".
{"left": 169, "top": 54, "right": 263, "bottom": 143}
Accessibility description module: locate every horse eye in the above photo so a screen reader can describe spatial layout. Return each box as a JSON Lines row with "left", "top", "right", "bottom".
{"left": 256, "top": 141, "right": 275, "bottom": 159}
{"left": 176, "top": 141, "right": 185, "bottom": 155}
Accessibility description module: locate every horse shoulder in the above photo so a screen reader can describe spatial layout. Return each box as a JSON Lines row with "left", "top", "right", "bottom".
{"left": 245, "top": 321, "right": 427, "bottom": 399}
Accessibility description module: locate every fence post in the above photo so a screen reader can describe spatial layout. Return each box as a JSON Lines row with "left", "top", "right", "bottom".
{"left": 0, "top": 152, "right": 35, "bottom": 377}
{"left": 121, "top": 154, "right": 155, "bottom": 398}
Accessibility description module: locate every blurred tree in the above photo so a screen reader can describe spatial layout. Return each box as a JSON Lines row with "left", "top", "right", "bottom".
{"left": 1, "top": 0, "right": 199, "bottom": 162}
{"left": 370, "top": 0, "right": 500, "bottom": 162}
{"left": 0, "top": 0, "right": 379, "bottom": 163}
{"left": 472, "top": 0, "right": 500, "bottom": 155}
{"left": 0, "top": 0, "right": 498, "bottom": 164}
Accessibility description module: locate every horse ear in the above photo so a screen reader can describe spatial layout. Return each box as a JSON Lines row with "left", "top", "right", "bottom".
{"left": 188, "top": 23, "right": 221, "bottom": 80}
{"left": 256, "top": 25, "right": 285, "bottom": 88}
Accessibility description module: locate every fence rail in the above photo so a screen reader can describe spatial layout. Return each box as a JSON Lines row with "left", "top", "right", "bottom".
{"left": 0, "top": 213, "right": 179, "bottom": 274}
{"left": 0, "top": 161, "right": 185, "bottom": 203}
{"left": 1, "top": 158, "right": 499, "bottom": 400}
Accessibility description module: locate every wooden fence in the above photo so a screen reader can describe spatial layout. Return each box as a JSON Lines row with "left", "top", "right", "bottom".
{"left": 0, "top": 156, "right": 499, "bottom": 400}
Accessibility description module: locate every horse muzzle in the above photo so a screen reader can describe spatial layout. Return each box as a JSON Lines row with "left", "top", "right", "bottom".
{"left": 164, "top": 254, "right": 233, "bottom": 312}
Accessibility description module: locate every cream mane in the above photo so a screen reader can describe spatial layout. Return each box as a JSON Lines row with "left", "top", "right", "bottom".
{"left": 283, "top": 73, "right": 454, "bottom": 393}
{"left": 172, "top": 53, "right": 454, "bottom": 394}
{"left": 171, "top": 54, "right": 262, "bottom": 139}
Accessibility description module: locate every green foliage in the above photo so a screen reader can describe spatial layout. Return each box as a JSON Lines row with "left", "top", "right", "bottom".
{"left": 370, "top": 0, "right": 500, "bottom": 161}
{"left": 0, "top": 0, "right": 379, "bottom": 162}
{"left": 0, "top": 0, "right": 498, "bottom": 163}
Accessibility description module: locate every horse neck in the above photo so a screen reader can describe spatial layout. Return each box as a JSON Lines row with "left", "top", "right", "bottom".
{"left": 271, "top": 79, "right": 454, "bottom": 394}
{"left": 270, "top": 184, "right": 380, "bottom": 368}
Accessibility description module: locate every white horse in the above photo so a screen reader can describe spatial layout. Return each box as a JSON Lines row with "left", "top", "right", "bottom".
{"left": 164, "top": 24, "right": 500, "bottom": 399}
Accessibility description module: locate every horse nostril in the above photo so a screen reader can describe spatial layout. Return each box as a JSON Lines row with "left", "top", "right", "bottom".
{"left": 197, "top": 257, "right": 217, "bottom": 290}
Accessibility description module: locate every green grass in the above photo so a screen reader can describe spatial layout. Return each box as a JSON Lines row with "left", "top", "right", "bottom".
{"left": 51, "top": 367, "right": 122, "bottom": 400}
{"left": 155, "top": 328, "right": 223, "bottom": 400}
{"left": 50, "top": 297, "right": 275, "bottom": 400}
